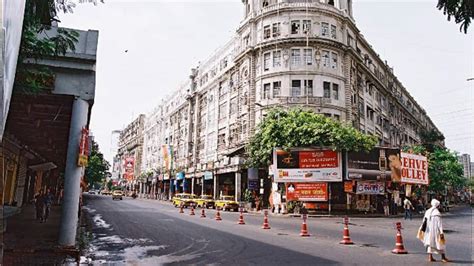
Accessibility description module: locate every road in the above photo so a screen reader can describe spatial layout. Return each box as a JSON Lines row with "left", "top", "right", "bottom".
{"left": 82, "top": 194, "right": 473, "bottom": 265}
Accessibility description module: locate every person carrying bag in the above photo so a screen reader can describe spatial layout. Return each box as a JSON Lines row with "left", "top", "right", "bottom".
{"left": 418, "top": 198, "right": 449, "bottom": 262}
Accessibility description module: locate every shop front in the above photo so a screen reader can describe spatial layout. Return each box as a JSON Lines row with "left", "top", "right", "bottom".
{"left": 202, "top": 171, "right": 214, "bottom": 196}
{"left": 217, "top": 173, "right": 235, "bottom": 198}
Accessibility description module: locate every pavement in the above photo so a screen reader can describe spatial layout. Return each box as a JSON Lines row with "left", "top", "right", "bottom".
{"left": 2, "top": 203, "right": 79, "bottom": 265}
{"left": 82, "top": 194, "right": 474, "bottom": 265}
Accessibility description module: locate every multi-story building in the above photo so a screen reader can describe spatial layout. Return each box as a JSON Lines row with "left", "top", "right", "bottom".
{"left": 458, "top": 154, "right": 471, "bottom": 179}
{"left": 141, "top": 0, "right": 441, "bottom": 201}
{"left": 117, "top": 114, "right": 145, "bottom": 190}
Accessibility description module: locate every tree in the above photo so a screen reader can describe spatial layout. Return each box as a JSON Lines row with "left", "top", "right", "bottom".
{"left": 437, "top": 0, "right": 474, "bottom": 33}
{"left": 419, "top": 129, "right": 445, "bottom": 152}
{"left": 85, "top": 139, "right": 110, "bottom": 186}
{"left": 246, "top": 108, "right": 378, "bottom": 167}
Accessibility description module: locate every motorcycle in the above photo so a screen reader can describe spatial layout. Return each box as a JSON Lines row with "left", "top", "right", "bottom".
{"left": 131, "top": 193, "right": 137, "bottom": 199}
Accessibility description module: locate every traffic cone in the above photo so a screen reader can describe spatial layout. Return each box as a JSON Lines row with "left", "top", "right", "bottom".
{"left": 300, "top": 216, "right": 310, "bottom": 237}
{"left": 179, "top": 205, "right": 184, "bottom": 214}
{"left": 339, "top": 223, "right": 353, "bottom": 244}
{"left": 200, "top": 208, "right": 206, "bottom": 218}
{"left": 238, "top": 211, "right": 245, "bottom": 225}
{"left": 190, "top": 206, "right": 195, "bottom": 216}
{"left": 392, "top": 222, "right": 408, "bottom": 254}
{"left": 215, "top": 208, "right": 222, "bottom": 221}
{"left": 262, "top": 210, "right": 271, "bottom": 229}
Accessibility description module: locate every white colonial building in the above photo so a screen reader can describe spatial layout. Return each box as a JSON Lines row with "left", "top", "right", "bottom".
{"left": 141, "top": 0, "right": 441, "bottom": 201}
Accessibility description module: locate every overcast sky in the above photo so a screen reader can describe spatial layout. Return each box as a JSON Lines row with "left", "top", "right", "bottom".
{"left": 59, "top": 0, "right": 473, "bottom": 164}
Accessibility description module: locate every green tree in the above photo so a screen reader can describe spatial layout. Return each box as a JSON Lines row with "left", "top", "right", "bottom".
{"left": 437, "top": 0, "right": 474, "bottom": 33}
{"left": 246, "top": 108, "right": 378, "bottom": 167}
{"left": 85, "top": 139, "right": 110, "bottom": 186}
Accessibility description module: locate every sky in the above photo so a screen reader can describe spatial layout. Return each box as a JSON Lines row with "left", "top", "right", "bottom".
{"left": 58, "top": 0, "right": 474, "bottom": 165}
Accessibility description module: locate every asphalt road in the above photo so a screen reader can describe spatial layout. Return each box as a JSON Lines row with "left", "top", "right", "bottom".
{"left": 82, "top": 194, "right": 473, "bottom": 265}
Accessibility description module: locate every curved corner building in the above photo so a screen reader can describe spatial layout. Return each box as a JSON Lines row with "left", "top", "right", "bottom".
{"left": 140, "top": 0, "right": 441, "bottom": 200}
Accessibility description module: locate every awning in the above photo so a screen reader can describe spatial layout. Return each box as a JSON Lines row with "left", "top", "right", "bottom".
{"left": 225, "top": 145, "right": 246, "bottom": 157}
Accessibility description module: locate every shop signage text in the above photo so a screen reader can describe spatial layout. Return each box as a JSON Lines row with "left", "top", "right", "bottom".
{"left": 286, "top": 183, "right": 328, "bottom": 202}
{"left": 356, "top": 181, "right": 385, "bottom": 195}
{"left": 400, "top": 152, "right": 429, "bottom": 185}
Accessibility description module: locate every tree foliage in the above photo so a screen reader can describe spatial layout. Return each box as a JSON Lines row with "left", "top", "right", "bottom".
{"left": 85, "top": 139, "right": 110, "bottom": 186}
{"left": 437, "top": 0, "right": 474, "bottom": 33}
{"left": 246, "top": 108, "right": 378, "bottom": 167}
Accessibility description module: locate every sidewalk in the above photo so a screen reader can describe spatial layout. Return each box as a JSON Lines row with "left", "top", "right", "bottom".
{"left": 2, "top": 204, "right": 79, "bottom": 265}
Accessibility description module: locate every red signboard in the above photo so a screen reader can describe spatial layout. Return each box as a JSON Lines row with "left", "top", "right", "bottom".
{"left": 77, "top": 127, "right": 89, "bottom": 167}
{"left": 286, "top": 183, "right": 328, "bottom": 202}
{"left": 344, "top": 181, "right": 353, "bottom": 193}
{"left": 298, "top": 150, "right": 339, "bottom": 168}
{"left": 400, "top": 152, "right": 429, "bottom": 185}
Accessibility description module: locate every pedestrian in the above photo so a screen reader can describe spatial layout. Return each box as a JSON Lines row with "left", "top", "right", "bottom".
{"left": 422, "top": 199, "right": 449, "bottom": 262}
{"left": 34, "top": 192, "right": 44, "bottom": 221}
{"left": 403, "top": 197, "right": 414, "bottom": 220}
{"left": 383, "top": 197, "right": 390, "bottom": 216}
{"left": 43, "top": 188, "right": 54, "bottom": 222}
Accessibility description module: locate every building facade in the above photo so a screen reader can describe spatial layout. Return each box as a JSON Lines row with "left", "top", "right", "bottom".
{"left": 458, "top": 153, "right": 471, "bottom": 179}
{"left": 141, "top": 0, "right": 441, "bottom": 201}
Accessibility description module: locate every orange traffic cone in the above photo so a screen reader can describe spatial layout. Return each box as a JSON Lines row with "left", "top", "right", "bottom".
{"left": 238, "top": 211, "right": 245, "bottom": 225}
{"left": 200, "top": 208, "right": 206, "bottom": 218}
{"left": 215, "top": 208, "right": 222, "bottom": 221}
{"left": 392, "top": 222, "right": 408, "bottom": 254}
{"left": 300, "top": 214, "right": 310, "bottom": 237}
{"left": 190, "top": 206, "right": 195, "bottom": 216}
{"left": 262, "top": 210, "right": 271, "bottom": 229}
{"left": 179, "top": 205, "right": 184, "bottom": 214}
{"left": 340, "top": 218, "right": 353, "bottom": 244}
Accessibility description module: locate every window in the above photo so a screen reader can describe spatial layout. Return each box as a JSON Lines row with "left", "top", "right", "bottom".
{"left": 304, "top": 49, "right": 313, "bottom": 65}
{"left": 324, "top": 113, "right": 332, "bottom": 117}
{"left": 219, "top": 103, "right": 227, "bottom": 119}
{"left": 272, "top": 23, "right": 281, "bottom": 37}
{"left": 331, "top": 25, "right": 337, "bottom": 39}
{"left": 304, "top": 80, "right": 313, "bottom": 96}
{"left": 262, "top": 0, "right": 269, "bottom": 7}
{"left": 334, "top": 114, "right": 340, "bottom": 121}
{"left": 264, "top": 25, "right": 271, "bottom": 39}
{"left": 273, "top": 51, "right": 281, "bottom": 67}
{"left": 328, "top": 0, "right": 335, "bottom": 6}
{"left": 322, "top": 50, "right": 330, "bottom": 67}
{"left": 230, "top": 97, "right": 238, "bottom": 113}
{"left": 291, "top": 20, "right": 300, "bottom": 34}
{"left": 302, "top": 20, "right": 311, "bottom": 34}
{"left": 331, "top": 52, "right": 338, "bottom": 69}
{"left": 321, "top": 22, "right": 329, "bottom": 37}
{"left": 263, "top": 52, "right": 271, "bottom": 71}
{"left": 291, "top": 49, "right": 301, "bottom": 66}
{"left": 273, "top": 81, "right": 281, "bottom": 97}
{"left": 263, "top": 83, "right": 271, "bottom": 99}
{"left": 323, "top": 82, "right": 331, "bottom": 98}
{"left": 291, "top": 80, "right": 301, "bottom": 97}
{"left": 332, "top": 83, "right": 339, "bottom": 100}
{"left": 347, "top": 34, "right": 354, "bottom": 47}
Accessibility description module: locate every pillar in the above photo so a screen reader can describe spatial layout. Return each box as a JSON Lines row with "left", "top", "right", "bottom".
{"left": 213, "top": 174, "right": 218, "bottom": 199}
{"left": 58, "top": 98, "right": 89, "bottom": 247}
{"left": 191, "top": 178, "right": 195, "bottom": 195}
{"left": 235, "top": 172, "right": 241, "bottom": 201}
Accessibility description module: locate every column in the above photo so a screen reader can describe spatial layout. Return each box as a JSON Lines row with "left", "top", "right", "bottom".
{"left": 213, "top": 174, "right": 218, "bottom": 199}
{"left": 235, "top": 172, "right": 242, "bottom": 201}
{"left": 59, "top": 98, "right": 89, "bottom": 247}
{"left": 191, "top": 177, "right": 195, "bottom": 195}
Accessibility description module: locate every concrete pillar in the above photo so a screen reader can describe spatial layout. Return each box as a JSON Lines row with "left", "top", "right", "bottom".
{"left": 213, "top": 174, "right": 218, "bottom": 199}
{"left": 59, "top": 98, "right": 89, "bottom": 247}
{"left": 235, "top": 172, "right": 241, "bottom": 201}
{"left": 201, "top": 177, "right": 205, "bottom": 195}
{"left": 191, "top": 178, "right": 195, "bottom": 195}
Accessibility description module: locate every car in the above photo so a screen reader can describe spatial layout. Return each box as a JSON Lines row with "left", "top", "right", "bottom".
{"left": 172, "top": 193, "right": 196, "bottom": 208}
{"left": 194, "top": 195, "right": 215, "bottom": 209}
{"left": 88, "top": 190, "right": 96, "bottom": 195}
{"left": 112, "top": 190, "right": 123, "bottom": 200}
{"left": 215, "top": 196, "right": 239, "bottom": 211}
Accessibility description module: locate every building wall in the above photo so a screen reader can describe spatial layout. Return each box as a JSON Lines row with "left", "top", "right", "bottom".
{"left": 458, "top": 154, "right": 471, "bottom": 179}
{"left": 141, "top": 0, "right": 441, "bottom": 179}
{"left": 117, "top": 114, "right": 145, "bottom": 180}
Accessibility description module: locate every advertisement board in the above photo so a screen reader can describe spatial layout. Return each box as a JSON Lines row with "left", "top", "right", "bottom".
{"left": 286, "top": 183, "right": 328, "bottom": 202}
{"left": 204, "top": 171, "right": 213, "bottom": 180}
{"left": 162, "top": 145, "right": 173, "bottom": 171}
{"left": 344, "top": 181, "right": 354, "bottom": 193}
{"left": 356, "top": 181, "right": 385, "bottom": 195}
{"left": 400, "top": 152, "right": 429, "bottom": 185}
{"left": 273, "top": 149, "right": 342, "bottom": 182}
{"left": 124, "top": 157, "right": 134, "bottom": 181}
{"left": 347, "top": 148, "right": 400, "bottom": 181}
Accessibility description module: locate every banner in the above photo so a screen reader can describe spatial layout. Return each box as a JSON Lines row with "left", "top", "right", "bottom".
{"left": 77, "top": 127, "right": 90, "bottom": 166}
{"left": 400, "top": 152, "right": 429, "bottom": 185}
{"left": 356, "top": 181, "right": 385, "bottom": 195}
{"left": 286, "top": 183, "right": 328, "bottom": 202}
{"left": 344, "top": 181, "right": 354, "bottom": 193}
{"left": 124, "top": 157, "right": 135, "bottom": 181}
{"left": 274, "top": 149, "right": 342, "bottom": 182}
{"left": 347, "top": 148, "right": 400, "bottom": 181}
{"left": 162, "top": 145, "right": 173, "bottom": 171}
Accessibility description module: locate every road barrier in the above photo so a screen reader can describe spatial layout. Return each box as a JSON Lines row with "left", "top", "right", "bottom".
{"left": 392, "top": 222, "right": 408, "bottom": 254}
{"left": 339, "top": 217, "right": 353, "bottom": 244}
{"left": 262, "top": 210, "right": 271, "bottom": 229}
{"left": 300, "top": 214, "right": 310, "bottom": 237}
{"left": 190, "top": 206, "right": 195, "bottom": 216}
{"left": 200, "top": 208, "right": 206, "bottom": 218}
{"left": 215, "top": 207, "right": 222, "bottom": 221}
{"left": 238, "top": 208, "right": 245, "bottom": 225}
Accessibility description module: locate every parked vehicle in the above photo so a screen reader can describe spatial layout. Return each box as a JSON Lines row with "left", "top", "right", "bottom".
{"left": 172, "top": 193, "right": 196, "bottom": 208}
{"left": 88, "top": 190, "right": 96, "bottom": 195}
{"left": 194, "top": 194, "right": 215, "bottom": 209}
{"left": 215, "top": 196, "right": 239, "bottom": 211}
{"left": 101, "top": 190, "right": 112, "bottom": 195}
{"left": 112, "top": 190, "right": 123, "bottom": 200}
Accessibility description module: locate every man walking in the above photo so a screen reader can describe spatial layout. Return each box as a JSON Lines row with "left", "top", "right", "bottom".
{"left": 383, "top": 196, "right": 390, "bottom": 216}
{"left": 42, "top": 188, "right": 54, "bottom": 222}
{"left": 422, "top": 199, "right": 449, "bottom": 262}
{"left": 403, "top": 197, "right": 414, "bottom": 220}
{"left": 34, "top": 192, "right": 44, "bottom": 221}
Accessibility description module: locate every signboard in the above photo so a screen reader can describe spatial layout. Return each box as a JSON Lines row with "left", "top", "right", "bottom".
{"left": 124, "top": 157, "right": 135, "bottom": 181}
{"left": 347, "top": 148, "right": 400, "bottom": 181}
{"left": 356, "top": 181, "right": 385, "bottom": 195}
{"left": 344, "top": 181, "right": 354, "bottom": 193}
{"left": 248, "top": 180, "right": 258, "bottom": 190}
{"left": 273, "top": 149, "right": 342, "bottom": 183}
{"left": 77, "top": 127, "right": 89, "bottom": 166}
{"left": 204, "top": 171, "right": 213, "bottom": 180}
{"left": 162, "top": 145, "right": 173, "bottom": 171}
{"left": 176, "top": 172, "right": 185, "bottom": 180}
{"left": 400, "top": 152, "right": 429, "bottom": 185}
{"left": 286, "top": 183, "right": 328, "bottom": 202}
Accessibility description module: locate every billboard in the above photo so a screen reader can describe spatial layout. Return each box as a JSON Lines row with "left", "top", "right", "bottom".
{"left": 347, "top": 148, "right": 400, "bottom": 181}
{"left": 286, "top": 183, "right": 328, "bottom": 202}
{"left": 273, "top": 149, "right": 342, "bottom": 182}
{"left": 162, "top": 145, "right": 173, "bottom": 171}
{"left": 400, "top": 152, "right": 429, "bottom": 185}
{"left": 124, "top": 157, "right": 135, "bottom": 180}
